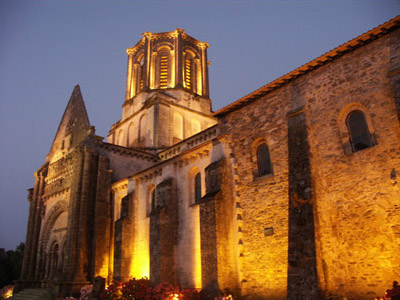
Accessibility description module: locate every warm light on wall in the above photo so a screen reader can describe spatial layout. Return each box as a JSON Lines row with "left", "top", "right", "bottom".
{"left": 130, "top": 218, "right": 150, "bottom": 279}
{"left": 97, "top": 255, "right": 110, "bottom": 280}
{"left": 193, "top": 206, "right": 202, "bottom": 288}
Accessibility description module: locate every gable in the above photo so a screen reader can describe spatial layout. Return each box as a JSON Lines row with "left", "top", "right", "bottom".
{"left": 47, "top": 85, "right": 91, "bottom": 161}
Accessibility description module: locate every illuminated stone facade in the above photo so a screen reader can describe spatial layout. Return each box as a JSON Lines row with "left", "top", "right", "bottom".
{"left": 18, "top": 19, "right": 400, "bottom": 300}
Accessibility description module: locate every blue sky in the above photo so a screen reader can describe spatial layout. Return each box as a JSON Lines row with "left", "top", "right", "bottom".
{"left": 0, "top": 0, "right": 399, "bottom": 250}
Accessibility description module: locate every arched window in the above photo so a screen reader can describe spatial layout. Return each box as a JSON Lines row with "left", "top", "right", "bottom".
{"left": 139, "top": 56, "right": 145, "bottom": 91}
{"left": 159, "top": 53, "right": 169, "bottom": 89}
{"left": 185, "top": 57, "right": 193, "bottom": 90}
{"left": 138, "top": 115, "right": 146, "bottom": 144}
{"left": 60, "top": 242, "right": 66, "bottom": 273}
{"left": 128, "top": 122, "right": 135, "bottom": 147}
{"left": 118, "top": 130, "right": 124, "bottom": 146}
{"left": 256, "top": 143, "right": 272, "bottom": 177}
{"left": 194, "top": 172, "right": 202, "bottom": 203}
{"left": 147, "top": 185, "right": 156, "bottom": 215}
{"left": 151, "top": 188, "right": 156, "bottom": 212}
{"left": 50, "top": 243, "right": 59, "bottom": 278}
{"left": 346, "top": 110, "right": 373, "bottom": 152}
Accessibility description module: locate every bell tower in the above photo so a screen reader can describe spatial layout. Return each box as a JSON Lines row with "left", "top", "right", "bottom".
{"left": 108, "top": 29, "right": 216, "bottom": 150}
{"left": 125, "top": 28, "right": 210, "bottom": 99}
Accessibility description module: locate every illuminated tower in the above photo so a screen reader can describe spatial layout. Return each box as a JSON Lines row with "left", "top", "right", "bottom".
{"left": 107, "top": 29, "right": 217, "bottom": 149}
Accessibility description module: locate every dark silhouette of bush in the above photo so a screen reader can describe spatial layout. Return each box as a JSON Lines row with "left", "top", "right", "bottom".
{"left": 0, "top": 243, "right": 24, "bottom": 289}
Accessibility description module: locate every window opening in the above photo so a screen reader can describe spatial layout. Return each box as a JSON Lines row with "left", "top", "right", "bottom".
{"left": 159, "top": 54, "right": 168, "bottom": 89}
{"left": 346, "top": 110, "right": 373, "bottom": 152}
{"left": 195, "top": 173, "right": 201, "bottom": 203}
{"left": 139, "top": 57, "right": 144, "bottom": 91}
{"left": 185, "top": 58, "right": 192, "bottom": 90}
{"left": 151, "top": 188, "right": 156, "bottom": 212}
{"left": 257, "top": 143, "right": 272, "bottom": 176}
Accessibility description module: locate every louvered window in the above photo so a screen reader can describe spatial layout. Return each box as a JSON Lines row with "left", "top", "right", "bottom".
{"left": 185, "top": 58, "right": 192, "bottom": 90}
{"left": 160, "top": 54, "right": 168, "bottom": 88}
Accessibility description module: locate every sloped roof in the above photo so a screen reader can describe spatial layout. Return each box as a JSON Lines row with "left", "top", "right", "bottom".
{"left": 47, "top": 85, "right": 91, "bottom": 160}
{"left": 213, "top": 15, "right": 400, "bottom": 117}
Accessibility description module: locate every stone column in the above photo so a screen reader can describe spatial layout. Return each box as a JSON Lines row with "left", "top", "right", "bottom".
{"left": 63, "top": 149, "right": 84, "bottom": 282}
{"left": 199, "top": 160, "right": 224, "bottom": 299}
{"left": 152, "top": 52, "right": 158, "bottom": 89}
{"left": 142, "top": 33, "right": 152, "bottom": 91}
{"left": 200, "top": 43, "right": 209, "bottom": 97}
{"left": 73, "top": 147, "right": 92, "bottom": 282}
{"left": 125, "top": 51, "right": 134, "bottom": 100}
{"left": 132, "top": 63, "right": 139, "bottom": 97}
{"left": 29, "top": 170, "right": 46, "bottom": 281}
{"left": 90, "top": 156, "right": 112, "bottom": 280}
{"left": 194, "top": 58, "right": 200, "bottom": 95}
{"left": 149, "top": 178, "right": 178, "bottom": 286}
{"left": 175, "top": 30, "right": 184, "bottom": 88}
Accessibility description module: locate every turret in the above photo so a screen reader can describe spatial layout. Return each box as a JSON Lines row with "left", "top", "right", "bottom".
{"left": 108, "top": 29, "right": 216, "bottom": 150}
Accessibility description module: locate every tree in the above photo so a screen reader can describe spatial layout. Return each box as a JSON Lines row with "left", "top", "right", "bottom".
{"left": 0, "top": 243, "right": 24, "bottom": 289}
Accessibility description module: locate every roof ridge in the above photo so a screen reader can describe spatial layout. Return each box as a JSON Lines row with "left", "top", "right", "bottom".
{"left": 214, "top": 15, "right": 400, "bottom": 117}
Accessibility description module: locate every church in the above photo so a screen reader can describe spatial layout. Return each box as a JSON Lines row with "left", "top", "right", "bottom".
{"left": 17, "top": 16, "right": 400, "bottom": 300}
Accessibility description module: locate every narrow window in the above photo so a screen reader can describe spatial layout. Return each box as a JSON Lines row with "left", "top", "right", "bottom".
{"left": 195, "top": 173, "right": 201, "bottom": 203}
{"left": 118, "top": 130, "right": 124, "bottom": 146}
{"left": 128, "top": 122, "right": 134, "bottom": 147}
{"left": 138, "top": 115, "right": 146, "bottom": 144}
{"left": 139, "top": 59, "right": 144, "bottom": 91}
{"left": 185, "top": 58, "right": 193, "bottom": 90}
{"left": 50, "top": 243, "right": 59, "bottom": 278}
{"left": 346, "top": 110, "right": 373, "bottom": 152}
{"left": 257, "top": 143, "right": 272, "bottom": 176}
{"left": 151, "top": 188, "right": 156, "bottom": 212}
{"left": 159, "top": 54, "right": 168, "bottom": 89}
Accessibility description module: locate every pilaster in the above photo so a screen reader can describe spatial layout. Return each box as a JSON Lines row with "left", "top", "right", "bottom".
{"left": 149, "top": 178, "right": 178, "bottom": 286}
{"left": 200, "top": 43, "right": 209, "bottom": 97}
{"left": 126, "top": 52, "right": 134, "bottom": 100}
{"left": 175, "top": 30, "right": 184, "bottom": 88}
{"left": 286, "top": 107, "right": 318, "bottom": 300}
{"left": 28, "top": 171, "right": 46, "bottom": 281}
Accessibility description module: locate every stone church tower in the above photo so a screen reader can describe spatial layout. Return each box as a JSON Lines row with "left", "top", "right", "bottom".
{"left": 17, "top": 17, "right": 400, "bottom": 300}
{"left": 108, "top": 29, "right": 216, "bottom": 150}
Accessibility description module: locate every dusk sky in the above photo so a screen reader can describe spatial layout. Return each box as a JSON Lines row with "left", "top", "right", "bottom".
{"left": 0, "top": 0, "right": 399, "bottom": 251}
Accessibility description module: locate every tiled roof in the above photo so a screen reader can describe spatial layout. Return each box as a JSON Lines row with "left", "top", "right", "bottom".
{"left": 213, "top": 15, "right": 400, "bottom": 117}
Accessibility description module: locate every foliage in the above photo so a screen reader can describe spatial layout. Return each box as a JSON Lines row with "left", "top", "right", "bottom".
{"left": 0, "top": 243, "right": 24, "bottom": 289}
{"left": 0, "top": 285, "right": 14, "bottom": 299}
{"left": 80, "top": 285, "right": 93, "bottom": 300}
{"left": 385, "top": 281, "right": 400, "bottom": 299}
{"left": 100, "top": 278, "right": 200, "bottom": 300}
{"left": 62, "top": 284, "right": 93, "bottom": 300}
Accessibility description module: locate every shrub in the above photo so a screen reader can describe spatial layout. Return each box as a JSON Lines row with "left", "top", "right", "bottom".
{"left": 100, "top": 278, "right": 200, "bottom": 300}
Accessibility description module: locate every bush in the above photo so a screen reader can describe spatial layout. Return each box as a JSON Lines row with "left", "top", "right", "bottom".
{"left": 100, "top": 278, "right": 200, "bottom": 300}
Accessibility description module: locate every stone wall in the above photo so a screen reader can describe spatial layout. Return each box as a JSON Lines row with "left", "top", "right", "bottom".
{"left": 218, "top": 26, "right": 400, "bottom": 300}
{"left": 302, "top": 28, "right": 400, "bottom": 299}
{"left": 219, "top": 87, "right": 291, "bottom": 300}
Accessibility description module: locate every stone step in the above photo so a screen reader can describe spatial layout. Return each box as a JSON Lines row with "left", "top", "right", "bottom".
{"left": 10, "top": 288, "right": 52, "bottom": 300}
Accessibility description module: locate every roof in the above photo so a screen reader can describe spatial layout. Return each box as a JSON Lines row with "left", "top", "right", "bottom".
{"left": 213, "top": 15, "right": 400, "bottom": 117}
